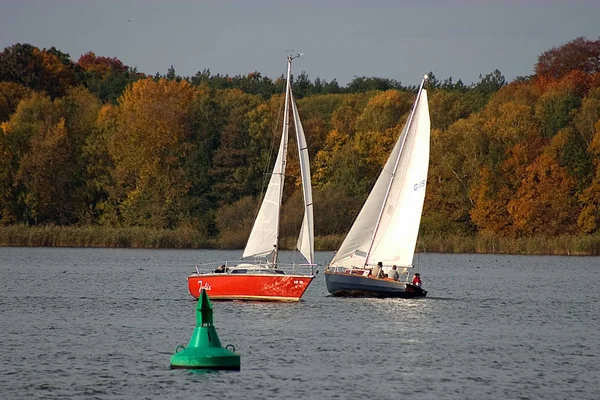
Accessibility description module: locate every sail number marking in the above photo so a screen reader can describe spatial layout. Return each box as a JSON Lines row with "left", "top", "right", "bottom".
{"left": 413, "top": 180, "right": 426, "bottom": 191}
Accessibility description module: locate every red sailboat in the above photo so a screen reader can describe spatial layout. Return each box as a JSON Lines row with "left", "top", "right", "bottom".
{"left": 188, "top": 53, "right": 315, "bottom": 301}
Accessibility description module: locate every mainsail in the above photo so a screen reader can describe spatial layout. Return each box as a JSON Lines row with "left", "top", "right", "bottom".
{"left": 330, "top": 79, "right": 430, "bottom": 268}
{"left": 242, "top": 54, "right": 314, "bottom": 266}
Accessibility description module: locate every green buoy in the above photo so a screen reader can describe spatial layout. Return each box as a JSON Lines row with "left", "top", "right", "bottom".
{"left": 170, "top": 289, "right": 240, "bottom": 370}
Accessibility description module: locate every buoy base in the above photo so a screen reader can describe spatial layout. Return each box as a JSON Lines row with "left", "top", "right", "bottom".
{"left": 170, "top": 347, "right": 241, "bottom": 371}
{"left": 170, "top": 364, "right": 240, "bottom": 371}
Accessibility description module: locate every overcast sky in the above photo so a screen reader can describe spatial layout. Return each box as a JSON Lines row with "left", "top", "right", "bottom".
{"left": 1, "top": 0, "right": 598, "bottom": 86}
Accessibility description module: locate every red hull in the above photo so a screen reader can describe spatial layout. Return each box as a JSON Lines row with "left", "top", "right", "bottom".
{"left": 187, "top": 274, "right": 314, "bottom": 302}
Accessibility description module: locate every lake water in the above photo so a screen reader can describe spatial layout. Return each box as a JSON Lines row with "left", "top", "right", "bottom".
{"left": 0, "top": 247, "right": 599, "bottom": 399}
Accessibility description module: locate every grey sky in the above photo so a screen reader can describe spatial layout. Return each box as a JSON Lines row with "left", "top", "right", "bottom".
{"left": 1, "top": 0, "right": 598, "bottom": 86}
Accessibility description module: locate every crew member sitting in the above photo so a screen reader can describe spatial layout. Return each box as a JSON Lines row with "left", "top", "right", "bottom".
{"left": 411, "top": 272, "right": 422, "bottom": 287}
{"left": 371, "top": 261, "right": 384, "bottom": 278}
{"left": 387, "top": 265, "right": 400, "bottom": 281}
{"left": 214, "top": 264, "right": 226, "bottom": 273}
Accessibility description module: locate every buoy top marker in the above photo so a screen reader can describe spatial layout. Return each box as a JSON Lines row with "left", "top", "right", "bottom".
{"left": 197, "top": 288, "right": 213, "bottom": 327}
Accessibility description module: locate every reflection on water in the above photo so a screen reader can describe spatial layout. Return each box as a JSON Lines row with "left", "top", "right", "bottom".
{"left": 0, "top": 248, "right": 599, "bottom": 399}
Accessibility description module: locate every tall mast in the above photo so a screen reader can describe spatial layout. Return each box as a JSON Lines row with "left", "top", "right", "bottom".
{"left": 273, "top": 53, "right": 302, "bottom": 265}
{"left": 363, "top": 75, "right": 428, "bottom": 268}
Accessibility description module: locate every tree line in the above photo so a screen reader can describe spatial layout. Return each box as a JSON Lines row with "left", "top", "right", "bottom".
{"left": 1, "top": 37, "right": 600, "bottom": 248}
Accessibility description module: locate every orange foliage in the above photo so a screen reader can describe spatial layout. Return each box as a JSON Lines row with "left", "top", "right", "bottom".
{"left": 77, "top": 52, "right": 127, "bottom": 78}
{"left": 32, "top": 48, "right": 77, "bottom": 97}
{"left": 541, "top": 70, "right": 589, "bottom": 97}
{"left": 589, "top": 72, "right": 600, "bottom": 91}
{"left": 482, "top": 82, "right": 539, "bottom": 117}
{"left": 469, "top": 166, "right": 512, "bottom": 235}
{"left": 507, "top": 152, "right": 577, "bottom": 236}
{"left": 483, "top": 101, "right": 539, "bottom": 145}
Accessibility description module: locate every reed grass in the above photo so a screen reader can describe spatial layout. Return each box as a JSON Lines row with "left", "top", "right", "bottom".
{"left": 0, "top": 225, "right": 211, "bottom": 249}
{"left": 1, "top": 225, "right": 600, "bottom": 255}
{"left": 418, "top": 234, "right": 600, "bottom": 255}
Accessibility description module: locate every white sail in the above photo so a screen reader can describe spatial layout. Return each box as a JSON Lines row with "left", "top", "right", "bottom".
{"left": 242, "top": 119, "right": 288, "bottom": 259}
{"left": 242, "top": 54, "right": 313, "bottom": 265}
{"left": 291, "top": 92, "right": 314, "bottom": 265}
{"left": 242, "top": 62, "right": 292, "bottom": 259}
{"left": 367, "top": 89, "right": 429, "bottom": 266}
{"left": 330, "top": 82, "right": 430, "bottom": 268}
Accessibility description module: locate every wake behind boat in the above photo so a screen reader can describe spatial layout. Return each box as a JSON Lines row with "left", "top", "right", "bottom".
{"left": 188, "top": 54, "right": 316, "bottom": 302}
{"left": 324, "top": 76, "right": 431, "bottom": 299}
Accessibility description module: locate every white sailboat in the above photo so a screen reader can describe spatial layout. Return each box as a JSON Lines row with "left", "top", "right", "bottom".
{"left": 324, "top": 75, "right": 430, "bottom": 298}
{"left": 187, "top": 54, "right": 316, "bottom": 301}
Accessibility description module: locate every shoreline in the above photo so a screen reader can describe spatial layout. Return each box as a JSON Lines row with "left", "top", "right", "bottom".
{"left": 1, "top": 225, "right": 599, "bottom": 255}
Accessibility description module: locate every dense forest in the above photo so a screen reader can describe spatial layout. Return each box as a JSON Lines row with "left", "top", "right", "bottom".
{"left": 1, "top": 37, "right": 600, "bottom": 252}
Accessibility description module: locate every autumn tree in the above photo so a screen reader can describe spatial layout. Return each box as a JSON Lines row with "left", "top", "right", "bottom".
{"left": 0, "top": 44, "right": 77, "bottom": 98}
{"left": 535, "top": 80, "right": 581, "bottom": 139}
{"left": 535, "top": 37, "right": 600, "bottom": 80}
{"left": 574, "top": 87, "right": 600, "bottom": 146}
{"left": 354, "top": 90, "right": 412, "bottom": 133}
{"left": 16, "top": 117, "right": 75, "bottom": 224}
{"left": 77, "top": 52, "right": 144, "bottom": 103}
{"left": 468, "top": 82, "right": 543, "bottom": 236}
{"left": 0, "top": 93, "right": 54, "bottom": 223}
{"left": 424, "top": 117, "right": 487, "bottom": 236}
{"left": 109, "top": 78, "right": 196, "bottom": 228}
{"left": 577, "top": 119, "right": 600, "bottom": 234}
{"left": 1, "top": 88, "right": 100, "bottom": 224}
{"left": 428, "top": 90, "right": 472, "bottom": 131}
{"left": 507, "top": 134, "right": 578, "bottom": 236}
{"left": 83, "top": 103, "right": 118, "bottom": 225}
{"left": 0, "top": 82, "right": 33, "bottom": 122}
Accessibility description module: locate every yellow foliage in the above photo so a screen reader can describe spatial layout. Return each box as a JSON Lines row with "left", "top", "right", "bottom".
{"left": 588, "top": 120, "right": 600, "bottom": 155}
{"left": 508, "top": 152, "right": 577, "bottom": 236}
{"left": 470, "top": 166, "right": 512, "bottom": 235}
{"left": 355, "top": 90, "right": 412, "bottom": 133}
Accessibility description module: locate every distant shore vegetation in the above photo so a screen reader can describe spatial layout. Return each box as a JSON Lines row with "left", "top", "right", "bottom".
{"left": 1, "top": 225, "right": 599, "bottom": 255}
{"left": 2, "top": 38, "right": 600, "bottom": 255}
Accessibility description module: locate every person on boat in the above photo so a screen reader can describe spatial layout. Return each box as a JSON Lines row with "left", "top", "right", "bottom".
{"left": 214, "top": 264, "right": 226, "bottom": 273}
{"left": 411, "top": 273, "right": 422, "bottom": 287}
{"left": 400, "top": 267, "right": 409, "bottom": 282}
{"left": 371, "top": 261, "right": 384, "bottom": 278}
{"left": 387, "top": 265, "right": 400, "bottom": 281}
